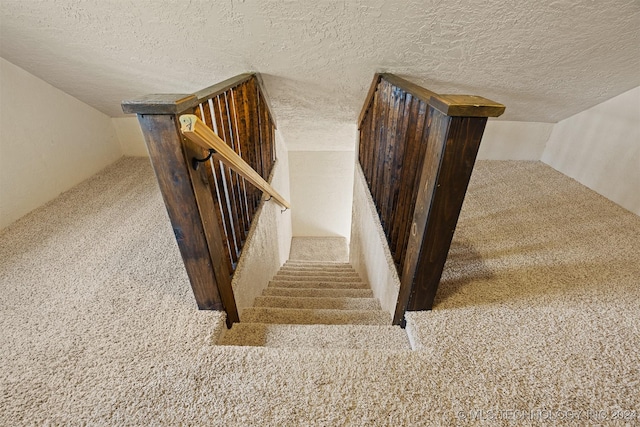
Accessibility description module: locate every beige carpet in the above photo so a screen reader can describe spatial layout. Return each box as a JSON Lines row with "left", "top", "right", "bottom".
{"left": 1, "top": 157, "right": 639, "bottom": 425}
{"left": 289, "top": 237, "right": 349, "bottom": 262}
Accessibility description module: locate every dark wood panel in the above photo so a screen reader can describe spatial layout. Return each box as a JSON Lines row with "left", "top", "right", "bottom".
{"left": 393, "top": 106, "right": 450, "bottom": 325}
{"left": 233, "top": 83, "right": 259, "bottom": 218}
{"left": 406, "top": 116, "right": 488, "bottom": 312}
{"left": 246, "top": 79, "right": 264, "bottom": 179}
{"left": 380, "top": 85, "right": 403, "bottom": 234}
{"left": 388, "top": 93, "right": 415, "bottom": 257}
{"left": 183, "top": 139, "right": 240, "bottom": 327}
{"left": 396, "top": 99, "right": 430, "bottom": 270}
{"left": 385, "top": 91, "right": 412, "bottom": 246}
{"left": 228, "top": 87, "right": 252, "bottom": 227}
{"left": 136, "top": 114, "right": 224, "bottom": 311}
{"left": 258, "top": 92, "right": 271, "bottom": 181}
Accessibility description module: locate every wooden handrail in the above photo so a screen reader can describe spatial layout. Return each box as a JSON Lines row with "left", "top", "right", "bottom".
{"left": 179, "top": 114, "right": 290, "bottom": 209}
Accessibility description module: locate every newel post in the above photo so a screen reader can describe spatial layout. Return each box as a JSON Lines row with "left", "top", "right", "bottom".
{"left": 122, "top": 95, "right": 239, "bottom": 328}
{"left": 393, "top": 95, "right": 505, "bottom": 325}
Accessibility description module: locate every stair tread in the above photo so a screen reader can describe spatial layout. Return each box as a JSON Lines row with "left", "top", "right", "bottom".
{"left": 272, "top": 274, "right": 363, "bottom": 282}
{"left": 242, "top": 307, "right": 390, "bottom": 325}
{"left": 262, "top": 287, "right": 374, "bottom": 298}
{"left": 268, "top": 280, "right": 368, "bottom": 289}
{"left": 285, "top": 261, "right": 352, "bottom": 267}
{"left": 218, "top": 323, "right": 411, "bottom": 349}
{"left": 275, "top": 271, "right": 360, "bottom": 278}
{"left": 254, "top": 295, "right": 381, "bottom": 310}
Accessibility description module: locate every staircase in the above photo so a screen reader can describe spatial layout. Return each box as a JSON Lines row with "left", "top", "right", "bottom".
{"left": 218, "top": 260, "right": 411, "bottom": 349}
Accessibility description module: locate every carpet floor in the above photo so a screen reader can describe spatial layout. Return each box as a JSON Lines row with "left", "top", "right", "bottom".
{"left": 1, "top": 157, "right": 638, "bottom": 426}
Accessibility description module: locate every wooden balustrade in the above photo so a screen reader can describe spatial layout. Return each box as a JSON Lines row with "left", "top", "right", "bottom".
{"left": 358, "top": 73, "right": 505, "bottom": 325}
{"left": 122, "top": 73, "right": 280, "bottom": 327}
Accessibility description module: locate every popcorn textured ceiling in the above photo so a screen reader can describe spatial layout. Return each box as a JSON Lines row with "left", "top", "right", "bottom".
{"left": 1, "top": 0, "right": 638, "bottom": 149}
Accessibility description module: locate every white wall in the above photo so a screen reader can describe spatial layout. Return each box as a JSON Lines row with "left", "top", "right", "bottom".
{"left": 112, "top": 117, "right": 147, "bottom": 157}
{"left": 542, "top": 87, "right": 640, "bottom": 215}
{"left": 478, "top": 121, "right": 554, "bottom": 161}
{"left": 349, "top": 164, "right": 400, "bottom": 320}
{"left": 0, "top": 57, "right": 122, "bottom": 230}
{"left": 289, "top": 150, "right": 355, "bottom": 239}
{"left": 230, "top": 130, "right": 292, "bottom": 315}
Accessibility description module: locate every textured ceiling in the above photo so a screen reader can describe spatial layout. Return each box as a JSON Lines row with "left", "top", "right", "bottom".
{"left": 1, "top": 0, "right": 638, "bottom": 150}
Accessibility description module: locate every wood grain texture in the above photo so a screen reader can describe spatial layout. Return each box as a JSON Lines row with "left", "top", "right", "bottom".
{"left": 136, "top": 114, "right": 226, "bottom": 312}
{"left": 122, "top": 94, "right": 198, "bottom": 115}
{"left": 357, "top": 73, "right": 504, "bottom": 325}
{"left": 430, "top": 94, "right": 505, "bottom": 117}
{"left": 358, "top": 73, "right": 383, "bottom": 129}
{"left": 393, "top": 106, "right": 449, "bottom": 324}
{"left": 394, "top": 111, "right": 489, "bottom": 323}
{"left": 183, "top": 139, "right": 240, "bottom": 327}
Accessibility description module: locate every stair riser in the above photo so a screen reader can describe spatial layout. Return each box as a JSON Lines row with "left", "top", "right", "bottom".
{"left": 254, "top": 296, "right": 381, "bottom": 310}
{"left": 269, "top": 281, "right": 368, "bottom": 289}
{"left": 262, "top": 288, "right": 374, "bottom": 298}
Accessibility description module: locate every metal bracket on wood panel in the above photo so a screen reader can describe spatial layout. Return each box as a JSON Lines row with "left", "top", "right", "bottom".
{"left": 192, "top": 149, "right": 216, "bottom": 170}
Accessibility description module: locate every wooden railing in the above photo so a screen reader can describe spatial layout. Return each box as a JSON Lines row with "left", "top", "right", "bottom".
{"left": 358, "top": 73, "right": 505, "bottom": 325}
{"left": 122, "top": 73, "right": 283, "bottom": 327}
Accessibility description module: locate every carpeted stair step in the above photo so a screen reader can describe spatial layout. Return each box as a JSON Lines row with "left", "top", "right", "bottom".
{"left": 218, "top": 323, "right": 411, "bottom": 349}
{"left": 253, "top": 295, "right": 381, "bottom": 310}
{"left": 284, "top": 261, "right": 353, "bottom": 269}
{"left": 242, "top": 307, "right": 390, "bottom": 325}
{"left": 271, "top": 274, "right": 364, "bottom": 283}
{"left": 280, "top": 264, "right": 356, "bottom": 272}
{"left": 274, "top": 270, "right": 361, "bottom": 279}
{"left": 268, "top": 280, "right": 368, "bottom": 289}
{"left": 262, "top": 287, "right": 374, "bottom": 298}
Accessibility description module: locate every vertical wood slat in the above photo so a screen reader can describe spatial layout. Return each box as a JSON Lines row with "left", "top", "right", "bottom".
{"left": 233, "top": 83, "right": 258, "bottom": 218}
{"left": 365, "top": 88, "right": 380, "bottom": 186}
{"left": 212, "top": 96, "right": 246, "bottom": 249}
{"left": 246, "top": 79, "right": 264, "bottom": 180}
{"left": 198, "top": 99, "right": 240, "bottom": 268}
{"left": 205, "top": 98, "right": 242, "bottom": 266}
{"left": 387, "top": 93, "right": 413, "bottom": 256}
{"left": 397, "top": 100, "right": 430, "bottom": 271}
{"left": 380, "top": 85, "right": 401, "bottom": 234}
{"left": 373, "top": 80, "right": 391, "bottom": 215}
{"left": 258, "top": 92, "right": 271, "bottom": 181}
{"left": 222, "top": 93, "right": 250, "bottom": 239}
{"left": 228, "top": 88, "right": 251, "bottom": 227}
